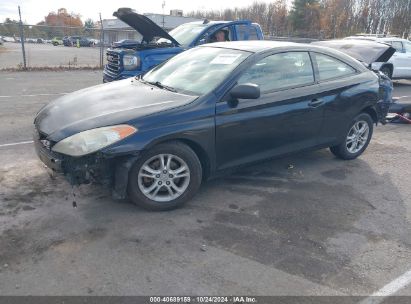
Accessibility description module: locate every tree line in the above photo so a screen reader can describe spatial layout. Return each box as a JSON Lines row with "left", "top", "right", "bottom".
{"left": 0, "top": 8, "right": 97, "bottom": 40}
{"left": 187, "top": 0, "right": 411, "bottom": 39}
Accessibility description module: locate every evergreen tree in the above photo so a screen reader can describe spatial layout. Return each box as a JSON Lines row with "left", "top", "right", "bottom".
{"left": 290, "top": 0, "right": 320, "bottom": 31}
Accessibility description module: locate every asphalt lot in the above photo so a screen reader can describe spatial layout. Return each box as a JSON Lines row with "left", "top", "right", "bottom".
{"left": 0, "top": 71, "right": 411, "bottom": 297}
{"left": 0, "top": 42, "right": 106, "bottom": 69}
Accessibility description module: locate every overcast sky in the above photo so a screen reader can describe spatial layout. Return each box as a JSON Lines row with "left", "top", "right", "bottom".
{"left": 1, "top": 0, "right": 278, "bottom": 24}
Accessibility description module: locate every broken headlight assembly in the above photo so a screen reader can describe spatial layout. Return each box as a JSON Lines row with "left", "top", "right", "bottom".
{"left": 52, "top": 125, "right": 137, "bottom": 157}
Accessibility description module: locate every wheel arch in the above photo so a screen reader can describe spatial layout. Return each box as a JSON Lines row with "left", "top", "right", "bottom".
{"left": 161, "top": 138, "right": 211, "bottom": 180}
{"left": 112, "top": 137, "right": 211, "bottom": 200}
{"left": 361, "top": 106, "right": 378, "bottom": 124}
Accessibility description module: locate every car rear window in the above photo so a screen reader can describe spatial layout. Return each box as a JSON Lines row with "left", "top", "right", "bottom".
{"left": 390, "top": 41, "right": 404, "bottom": 52}
{"left": 235, "top": 24, "right": 259, "bottom": 40}
{"left": 314, "top": 53, "right": 356, "bottom": 81}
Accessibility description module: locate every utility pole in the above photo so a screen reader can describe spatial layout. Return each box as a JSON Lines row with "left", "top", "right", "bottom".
{"left": 99, "top": 13, "right": 103, "bottom": 68}
{"left": 162, "top": 1, "right": 166, "bottom": 29}
{"left": 18, "top": 6, "right": 27, "bottom": 70}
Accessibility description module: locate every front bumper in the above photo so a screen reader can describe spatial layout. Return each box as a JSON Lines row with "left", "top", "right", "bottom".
{"left": 33, "top": 131, "right": 63, "bottom": 172}
{"left": 33, "top": 129, "right": 137, "bottom": 199}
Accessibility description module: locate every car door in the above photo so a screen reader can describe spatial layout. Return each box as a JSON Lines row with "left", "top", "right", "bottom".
{"left": 388, "top": 41, "right": 411, "bottom": 78}
{"left": 312, "top": 52, "right": 368, "bottom": 144}
{"left": 400, "top": 41, "right": 411, "bottom": 77}
{"left": 215, "top": 51, "right": 324, "bottom": 170}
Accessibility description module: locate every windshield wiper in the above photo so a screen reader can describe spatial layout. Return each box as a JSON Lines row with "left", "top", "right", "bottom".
{"left": 146, "top": 80, "right": 177, "bottom": 93}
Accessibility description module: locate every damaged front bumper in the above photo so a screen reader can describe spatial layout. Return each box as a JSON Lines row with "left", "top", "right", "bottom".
{"left": 33, "top": 130, "right": 138, "bottom": 199}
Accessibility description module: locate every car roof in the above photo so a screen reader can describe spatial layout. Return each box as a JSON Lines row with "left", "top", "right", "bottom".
{"left": 185, "top": 20, "right": 252, "bottom": 26}
{"left": 200, "top": 40, "right": 319, "bottom": 53}
{"left": 345, "top": 36, "right": 409, "bottom": 43}
{"left": 377, "top": 37, "right": 409, "bottom": 42}
{"left": 199, "top": 40, "right": 369, "bottom": 72}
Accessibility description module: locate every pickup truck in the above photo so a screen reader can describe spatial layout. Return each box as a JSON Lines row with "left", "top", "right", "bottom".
{"left": 103, "top": 8, "right": 264, "bottom": 82}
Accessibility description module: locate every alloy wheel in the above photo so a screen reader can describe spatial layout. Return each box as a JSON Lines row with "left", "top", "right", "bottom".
{"left": 346, "top": 120, "right": 370, "bottom": 154}
{"left": 137, "top": 154, "right": 191, "bottom": 202}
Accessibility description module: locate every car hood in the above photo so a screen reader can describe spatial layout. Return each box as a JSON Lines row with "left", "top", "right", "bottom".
{"left": 312, "top": 40, "right": 395, "bottom": 65}
{"left": 34, "top": 79, "right": 196, "bottom": 142}
{"left": 113, "top": 8, "right": 180, "bottom": 46}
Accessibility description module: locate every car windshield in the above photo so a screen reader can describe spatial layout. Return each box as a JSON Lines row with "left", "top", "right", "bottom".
{"left": 142, "top": 47, "right": 250, "bottom": 95}
{"left": 157, "top": 23, "right": 208, "bottom": 46}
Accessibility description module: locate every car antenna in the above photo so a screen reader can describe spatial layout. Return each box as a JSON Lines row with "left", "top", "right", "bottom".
{"left": 203, "top": 19, "right": 210, "bottom": 24}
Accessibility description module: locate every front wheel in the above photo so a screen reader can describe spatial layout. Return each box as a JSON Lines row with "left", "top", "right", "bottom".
{"left": 330, "top": 113, "right": 373, "bottom": 160}
{"left": 128, "top": 142, "right": 202, "bottom": 211}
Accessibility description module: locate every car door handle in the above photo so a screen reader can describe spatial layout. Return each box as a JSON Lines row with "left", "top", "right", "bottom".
{"left": 309, "top": 98, "right": 324, "bottom": 107}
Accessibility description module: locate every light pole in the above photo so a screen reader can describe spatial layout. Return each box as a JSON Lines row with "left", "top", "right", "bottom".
{"left": 18, "top": 6, "right": 27, "bottom": 69}
{"left": 162, "top": 1, "right": 166, "bottom": 29}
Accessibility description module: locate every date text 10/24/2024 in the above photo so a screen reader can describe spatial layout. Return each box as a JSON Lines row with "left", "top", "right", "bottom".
{"left": 149, "top": 296, "right": 257, "bottom": 303}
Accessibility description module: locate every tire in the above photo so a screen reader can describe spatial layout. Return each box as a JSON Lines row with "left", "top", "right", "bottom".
{"left": 330, "top": 113, "right": 374, "bottom": 160}
{"left": 380, "top": 66, "right": 392, "bottom": 79}
{"left": 128, "top": 142, "right": 202, "bottom": 211}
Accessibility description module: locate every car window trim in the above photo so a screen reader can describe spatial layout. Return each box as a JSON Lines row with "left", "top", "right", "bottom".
{"left": 310, "top": 52, "right": 359, "bottom": 84}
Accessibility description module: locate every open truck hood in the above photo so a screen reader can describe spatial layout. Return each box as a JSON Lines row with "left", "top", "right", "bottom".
{"left": 312, "top": 40, "right": 395, "bottom": 65}
{"left": 113, "top": 8, "right": 180, "bottom": 46}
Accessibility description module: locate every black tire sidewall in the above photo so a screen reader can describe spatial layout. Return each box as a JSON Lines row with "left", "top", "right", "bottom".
{"left": 127, "top": 142, "right": 202, "bottom": 211}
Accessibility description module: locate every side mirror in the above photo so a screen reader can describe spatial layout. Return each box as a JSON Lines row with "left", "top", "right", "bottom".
{"left": 230, "top": 83, "right": 260, "bottom": 100}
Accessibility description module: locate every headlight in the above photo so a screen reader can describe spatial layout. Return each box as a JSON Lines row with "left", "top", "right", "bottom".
{"left": 123, "top": 55, "right": 139, "bottom": 70}
{"left": 52, "top": 125, "right": 137, "bottom": 157}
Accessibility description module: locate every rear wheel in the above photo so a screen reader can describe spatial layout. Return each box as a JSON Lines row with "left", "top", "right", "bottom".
{"left": 330, "top": 113, "right": 373, "bottom": 160}
{"left": 128, "top": 142, "right": 202, "bottom": 211}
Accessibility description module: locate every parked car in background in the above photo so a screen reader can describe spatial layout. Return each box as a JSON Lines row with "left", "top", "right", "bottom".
{"left": 103, "top": 7, "right": 264, "bottom": 82}
{"left": 88, "top": 38, "right": 99, "bottom": 46}
{"left": 1, "top": 36, "right": 14, "bottom": 42}
{"left": 312, "top": 39, "right": 395, "bottom": 77}
{"left": 63, "top": 36, "right": 94, "bottom": 47}
{"left": 52, "top": 37, "right": 63, "bottom": 46}
{"left": 344, "top": 36, "right": 411, "bottom": 79}
{"left": 35, "top": 41, "right": 387, "bottom": 211}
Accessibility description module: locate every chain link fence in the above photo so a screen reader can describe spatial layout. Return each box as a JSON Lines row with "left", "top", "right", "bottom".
{"left": 0, "top": 10, "right": 322, "bottom": 70}
{"left": 0, "top": 22, "right": 116, "bottom": 69}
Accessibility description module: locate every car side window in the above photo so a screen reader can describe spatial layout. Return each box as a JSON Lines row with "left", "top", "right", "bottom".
{"left": 404, "top": 42, "right": 411, "bottom": 53}
{"left": 198, "top": 26, "right": 233, "bottom": 44}
{"left": 235, "top": 25, "right": 259, "bottom": 40}
{"left": 391, "top": 41, "right": 404, "bottom": 52}
{"left": 235, "top": 24, "right": 248, "bottom": 40}
{"left": 314, "top": 53, "right": 356, "bottom": 81}
{"left": 237, "top": 52, "right": 314, "bottom": 93}
{"left": 248, "top": 27, "right": 259, "bottom": 40}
